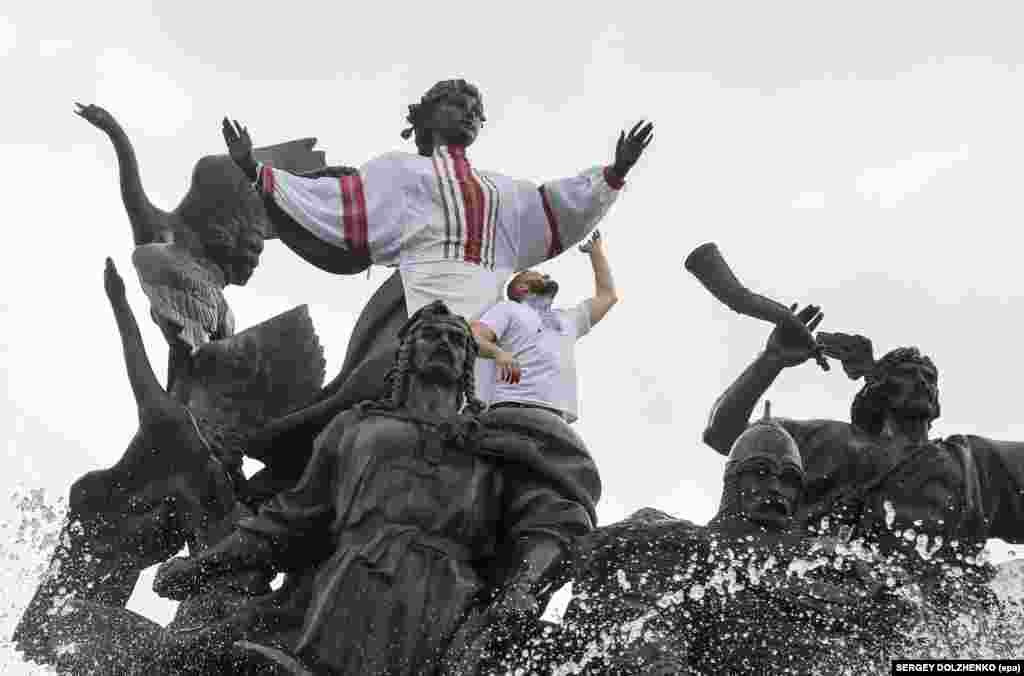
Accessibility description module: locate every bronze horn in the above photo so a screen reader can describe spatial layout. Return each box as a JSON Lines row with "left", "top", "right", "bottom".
{"left": 684, "top": 242, "right": 829, "bottom": 371}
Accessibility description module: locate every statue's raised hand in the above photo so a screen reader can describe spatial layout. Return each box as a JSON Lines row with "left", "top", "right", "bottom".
{"left": 104, "top": 257, "right": 125, "bottom": 301}
{"left": 222, "top": 117, "right": 258, "bottom": 181}
{"left": 610, "top": 120, "right": 654, "bottom": 181}
{"left": 764, "top": 303, "right": 824, "bottom": 369}
{"left": 74, "top": 102, "right": 116, "bottom": 131}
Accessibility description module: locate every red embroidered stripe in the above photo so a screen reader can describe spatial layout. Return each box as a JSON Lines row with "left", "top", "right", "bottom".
{"left": 603, "top": 166, "right": 625, "bottom": 190}
{"left": 259, "top": 165, "right": 275, "bottom": 195}
{"left": 540, "top": 185, "right": 564, "bottom": 259}
{"left": 450, "top": 148, "right": 484, "bottom": 264}
{"left": 339, "top": 174, "right": 369, "bottom": 257}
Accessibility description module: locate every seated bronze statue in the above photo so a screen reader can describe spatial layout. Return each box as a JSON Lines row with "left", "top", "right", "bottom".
{"left": 151, "top": 300, "right": 601, "bottom": 676}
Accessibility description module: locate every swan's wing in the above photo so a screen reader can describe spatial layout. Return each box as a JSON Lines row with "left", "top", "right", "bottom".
{"left": 131, "top": 244, "right": 229, "bottom": 354}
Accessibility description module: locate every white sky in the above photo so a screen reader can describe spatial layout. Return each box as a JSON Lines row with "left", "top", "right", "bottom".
{"left": 3, "top": 1, "right": 1024, "bottom": 664}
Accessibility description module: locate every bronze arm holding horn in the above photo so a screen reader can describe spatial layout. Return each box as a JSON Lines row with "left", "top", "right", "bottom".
{"left": 685, "top": 242, "right": 829, "bottom": 371}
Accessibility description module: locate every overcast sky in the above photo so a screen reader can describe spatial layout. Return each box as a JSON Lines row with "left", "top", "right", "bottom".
{"left": 3, "top": 2, "right": 1024, "bottom": 668}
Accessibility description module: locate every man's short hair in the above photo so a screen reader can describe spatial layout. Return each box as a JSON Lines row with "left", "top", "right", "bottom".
{"left": 506, "top": 270, "right": 533, "bottom": 301}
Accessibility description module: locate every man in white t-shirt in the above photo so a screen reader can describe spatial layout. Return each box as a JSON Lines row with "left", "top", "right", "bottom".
{"left": 471, "top": 230, "right": 618, "bottom": 423}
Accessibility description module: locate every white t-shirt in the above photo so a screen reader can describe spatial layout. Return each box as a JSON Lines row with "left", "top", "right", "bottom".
{"left": 478, "top": 299, "right": 593, "bottom": 423}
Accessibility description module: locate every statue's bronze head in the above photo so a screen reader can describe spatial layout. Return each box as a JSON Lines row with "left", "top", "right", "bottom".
{"left": 850, "top": 347, "right": 940, "bottom": 435}
{"left": 176, "top": 155, "right": 268, "bottom": 286}
{"left": 380, "top": 301, "right": 484, "bottom": 413}
{"left": 715, "top": 418, "right": 803, "bottom": 532}
{"left": 401, "top": 79, "right": 485, "bottom": 156}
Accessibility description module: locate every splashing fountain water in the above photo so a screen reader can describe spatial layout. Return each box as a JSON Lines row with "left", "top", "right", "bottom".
{"left": 1, "top": 486, "right": 69, "bottom": 674}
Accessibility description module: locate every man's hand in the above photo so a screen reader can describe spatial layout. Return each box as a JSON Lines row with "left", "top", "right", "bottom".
{"left": 222, "top": 117, "right": 258, "bottom": 181}
{"left": 610, "top": 120, "right": 654, "bottom": 181}
{"left": 578, "top": 229, "right": 602, "bottom": 255}
{"left": 764, "top": 303, "right": 824, "bottom": 369}
{"left": 495, "top": 350, "right": 522, "bottom": 384}
{"left": 153, "top": 556, "right": 205, "bottom": 601}
{"left": 104, "top": 257, "right": 126, "bottom": 301}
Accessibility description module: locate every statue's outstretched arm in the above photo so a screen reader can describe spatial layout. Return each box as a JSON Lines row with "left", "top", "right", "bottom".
{"left": 263, "top": 196, "right": 371, "bottom": 275}
{"left": 221, "top": 118, "right": 369, "bottom": 275}
{"left": 703, "top": 304, "right": 823, "bottom": 455}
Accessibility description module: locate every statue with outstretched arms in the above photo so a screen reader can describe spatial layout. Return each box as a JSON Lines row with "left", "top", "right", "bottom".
{"left": 225, "top": 79, "right": 651, "bottom": 319}
{"left": 229, "top": 78, "right": 653, "bottom": 464}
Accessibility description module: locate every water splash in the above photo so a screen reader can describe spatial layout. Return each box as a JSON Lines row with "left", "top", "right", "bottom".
{"left": 0, "top": 486, "right": 68, "bottom": 674}
{"left": 6, "top": 485, "right": 1024, "bottom": 675}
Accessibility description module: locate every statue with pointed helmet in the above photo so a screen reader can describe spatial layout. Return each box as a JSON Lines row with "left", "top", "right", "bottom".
{"left": 711, "top": 402, "right": 804, "bottom": 535}
{"left": 703, "top": 315, "right": 1024, "bottom": 613}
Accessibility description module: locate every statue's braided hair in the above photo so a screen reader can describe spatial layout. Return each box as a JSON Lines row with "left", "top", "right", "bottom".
{"left": 372, "top": 300, "right": 485, "bottom": 415}
{"left": 400, "top": 79, "right": 484, "bottom": 157}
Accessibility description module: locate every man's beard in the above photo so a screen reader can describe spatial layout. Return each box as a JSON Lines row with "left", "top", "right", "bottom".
{"left": 527, "top": 278, "right": 559, "bottom": 297}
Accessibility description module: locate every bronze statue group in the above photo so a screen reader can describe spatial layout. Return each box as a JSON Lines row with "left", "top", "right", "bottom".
{"left": 11, "top": 80, "right": 1024, "bottom": 675}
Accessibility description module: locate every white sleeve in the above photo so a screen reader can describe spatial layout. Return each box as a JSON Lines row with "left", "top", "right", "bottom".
{"left": 255, "top": 153, "right": 406, "bottom": 261}
{"left": 478, "top": 301, "right": 514, "bottom": 342}
{"left": 564, "top": 299, "right": 593, "bottom": 340}
{"left": 513, "top": 167, "right": 623, "bottom": 271}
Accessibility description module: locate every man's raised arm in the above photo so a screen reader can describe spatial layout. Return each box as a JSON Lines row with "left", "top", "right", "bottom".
{"left": 578, "top": 230, "right": 618, "bottom": 327}
{"left": 703, "top": 304, "right": 823, "bottom": 455}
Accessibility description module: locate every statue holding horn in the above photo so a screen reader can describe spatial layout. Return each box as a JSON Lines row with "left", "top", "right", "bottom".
{"left": 693, "top": 243, "right": 1024, "bottom": 606}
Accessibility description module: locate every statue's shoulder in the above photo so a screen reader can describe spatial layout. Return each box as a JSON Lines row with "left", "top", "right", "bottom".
{"left": 365, "top": 150, "right": 422, "bottom": 170}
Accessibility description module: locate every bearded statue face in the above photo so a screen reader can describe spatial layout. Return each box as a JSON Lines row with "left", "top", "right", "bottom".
{"left": 877, "top": 359, "right": 940, "bottom": 423}
{"left": 410, "top": 318, "right": 472, "bottom": 386}
{"left": 720, "top": 420, "right": 804, "bottom": 532}
{"left": 851, "top": 349, "right": 941, "bottom": 434}
{"left": 734, "top": 459, "right": 802, "bottom": 531}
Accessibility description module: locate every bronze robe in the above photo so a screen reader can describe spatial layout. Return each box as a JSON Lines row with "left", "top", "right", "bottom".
{"left": 237, "top": 407, "right": 594, "bottom": 675}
